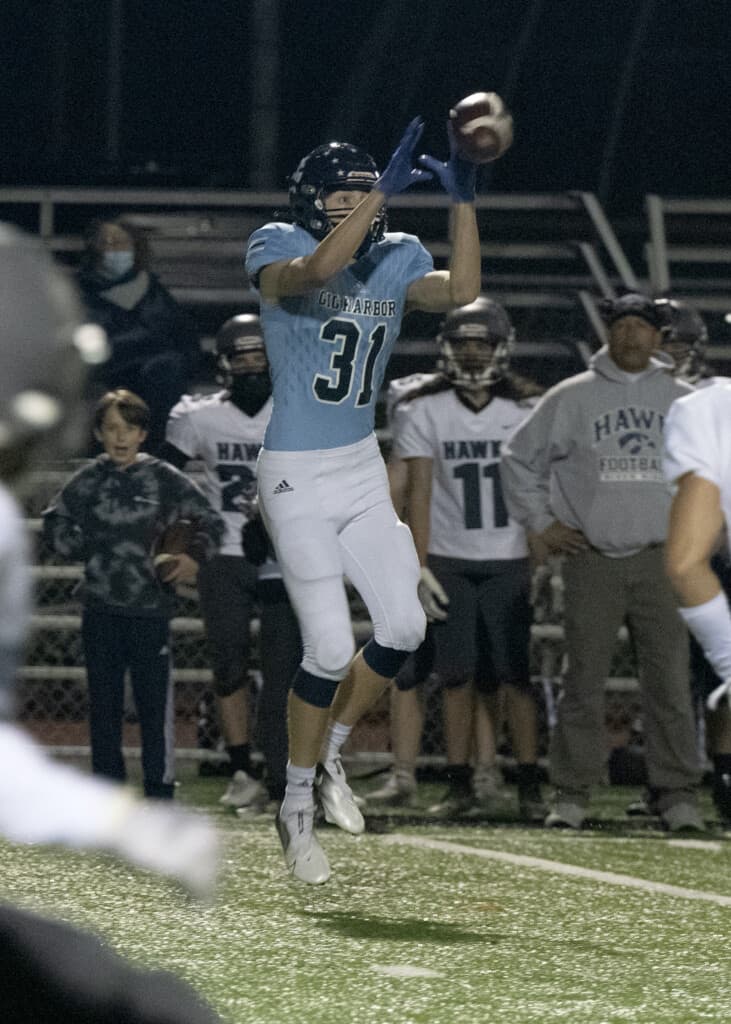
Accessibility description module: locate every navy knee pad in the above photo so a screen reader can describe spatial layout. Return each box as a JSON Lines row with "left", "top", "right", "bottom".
{"left": 362, "top": 639, "right": 412, "bottom": 680}
{"left": 395, "top": 634, "right": 435, "bottom": 692}
{"left": 292, "top": 667, "right": 339, "bottom": 709}
{"left": 395, "top": 658, "right": 420, "bottom": 692}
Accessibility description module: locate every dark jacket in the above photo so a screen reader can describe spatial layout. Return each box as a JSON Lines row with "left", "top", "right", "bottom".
{"left": 42, "top": 454, "right": 224, "bottom": 617}
{"left": 77, "top": 269, "right": 199, "bottom": 378}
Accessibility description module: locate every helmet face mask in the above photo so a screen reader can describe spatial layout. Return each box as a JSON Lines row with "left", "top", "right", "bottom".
{"left": 656, "top": 299, "right": 708, "bottom": 383}
{"left": 289, "top": 142, "right": 386, "bottom": 252}
{"left": 219, "top": 339, "right": 268, "bottom": 381}
{"left": 437, "top": 299, "right": 515, "bottom": 390}
{"left": 215, "top": 314, "right": 268, "bottom": 385}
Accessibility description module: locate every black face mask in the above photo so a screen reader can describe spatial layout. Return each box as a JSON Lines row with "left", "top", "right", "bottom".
{"left": 229, "top": 372, "right": 272, "bottom": 416}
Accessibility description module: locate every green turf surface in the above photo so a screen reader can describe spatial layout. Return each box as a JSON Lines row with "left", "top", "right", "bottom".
{"left": 3, "top": 771, "right": 730, "bottom": 1024}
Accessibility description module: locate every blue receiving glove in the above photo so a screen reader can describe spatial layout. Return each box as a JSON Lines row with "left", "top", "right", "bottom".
{"left": 418, "top": 121, "right": 477, "bottom": 203}
{"left": 377, "top": 117, "right": 434, "bottom": 197}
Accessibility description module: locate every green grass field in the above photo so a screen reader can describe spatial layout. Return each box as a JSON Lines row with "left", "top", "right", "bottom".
{"left": 3, "top": 769, "right": 730, "bottom": 1024}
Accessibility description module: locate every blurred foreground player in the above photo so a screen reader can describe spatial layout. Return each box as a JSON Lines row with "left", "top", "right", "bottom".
{"left": 245, "top": 116, "right": 482, "bottom": 882}
{"left": 0, "top": 225, "right": 223, "bottom": 1023}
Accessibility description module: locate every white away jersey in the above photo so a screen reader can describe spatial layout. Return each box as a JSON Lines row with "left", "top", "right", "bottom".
{"left": 664, "top": 380, "right": 731, "bottom": 529}
{"left": 245, "top": 222, "right": 433, "bottom": 451}
{"left": 166, "top": 391, "right": 271, "bottom": 556}
{"left": 385, "top": 373, "right": 440, "bottom": 426}
{"left": 394, "top": 389, "right": 532, "bottom": 560}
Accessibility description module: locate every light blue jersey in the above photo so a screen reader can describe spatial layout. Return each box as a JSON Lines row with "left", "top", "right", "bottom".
{"left": 245, "top": 222, "right": 433, "bottom": 451}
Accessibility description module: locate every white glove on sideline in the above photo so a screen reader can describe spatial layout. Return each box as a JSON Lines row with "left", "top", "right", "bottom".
{"left": 707, "top": 677, "right": 731, "bottom": 712}
{"left": 417, "top": 566, "right": 449, "bottom": 622}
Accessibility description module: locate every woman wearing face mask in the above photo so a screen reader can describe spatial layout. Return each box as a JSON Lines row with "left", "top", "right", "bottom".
{"left": 76, "top": 218, "right": 200, "bottom": 452}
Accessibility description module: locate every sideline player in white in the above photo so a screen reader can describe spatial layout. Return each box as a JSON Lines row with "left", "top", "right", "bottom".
{"left": 664, "top": 380, "right": 731, "bottom": 715}
{"left": 381, "top": 298, "right": 545, "bottom": 820}
{"left": 162, "top": 314, "right": 301, "bottom": 813}
{"left": 245, "top": 117, "right": 482, "bottom": 883}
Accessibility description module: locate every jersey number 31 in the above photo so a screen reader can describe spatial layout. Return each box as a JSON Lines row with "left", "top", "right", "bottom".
{"left": 313, "top": 318, "right": 386, "bottom": 406}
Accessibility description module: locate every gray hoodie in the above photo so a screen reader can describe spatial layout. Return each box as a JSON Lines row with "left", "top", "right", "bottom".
{"left": 499, "top": 347, "right": 693, "bottom": 556}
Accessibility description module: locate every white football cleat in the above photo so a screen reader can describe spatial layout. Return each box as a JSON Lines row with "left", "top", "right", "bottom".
{"left": 316, "top": 757, "right": 365, "bottom": 835}
{"left": 219, "top": 770, "right": 267, "bottom": 809}
{"left": 276, "top": 803, "right": 330, "bottom": 885}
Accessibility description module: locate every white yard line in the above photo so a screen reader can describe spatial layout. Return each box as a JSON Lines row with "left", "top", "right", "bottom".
{"left": 667, "top": 838, "right": 723, "bottom": 852}
{"left": 383, "top": 834, "right": 731, "bottom": 907}
{"left": 370, "top": 965, "right": 443, "bottom": 979}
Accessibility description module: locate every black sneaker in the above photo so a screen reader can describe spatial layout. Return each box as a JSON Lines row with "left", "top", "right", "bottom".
{"left": 626, "top": 788, "right": 660, "bottom": 818}
{"left": 518, "top": 782, "right": 548, "bottom": 823}
{"left": 712, "top": 771, "right": 731, "bottom": 827}
{"left": 427, "top": 786, "right": 474, "bottom": 818}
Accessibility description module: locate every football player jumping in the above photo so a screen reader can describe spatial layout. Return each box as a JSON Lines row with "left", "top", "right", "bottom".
{"left": 245, "top": 117, "right": 481, "bottom": 883}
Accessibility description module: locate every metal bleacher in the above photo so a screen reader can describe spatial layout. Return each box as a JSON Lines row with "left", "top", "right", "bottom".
{"left": 3, "top": 184, "right": 727, "bottom": 381}
{"left": 5, "top": 186, "right": 729, "bottom": 759}
{"left": 0, "top": 186, "right": 654, "bottom": 384}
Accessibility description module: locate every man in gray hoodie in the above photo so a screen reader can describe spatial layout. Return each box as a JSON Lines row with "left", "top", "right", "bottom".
{"left": 500, "top": 293, "right": 702, "bottom": 831}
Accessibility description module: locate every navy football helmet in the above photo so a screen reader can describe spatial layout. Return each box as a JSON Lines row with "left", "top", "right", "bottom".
{"left": 437, "top": 297, "right": 515, "bottom": 390}
{"left": 656, "top": 298, "right": 708, "bottom": 383}
{"left": 215, "top": 313, "right": 267, "bottom": 381}
{"left": 288, "top": 142, "right": 386, "bottom": 250}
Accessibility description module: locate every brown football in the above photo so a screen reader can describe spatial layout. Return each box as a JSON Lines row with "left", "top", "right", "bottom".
{"left": 450, "top": 91, "right": 514, "bottom": 164}
{"left": 152, "top": 519, "right": 197, "bottom": 582}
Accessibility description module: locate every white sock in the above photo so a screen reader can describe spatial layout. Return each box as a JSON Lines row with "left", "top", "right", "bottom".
{"left": 283, "top": 762, "right": 316, "bottom": 810}
{"left": 323, "top": 721, "right": 352, "bottom": 763}
{"left": 679, "top": 591, "right": 731, "bottom": 682}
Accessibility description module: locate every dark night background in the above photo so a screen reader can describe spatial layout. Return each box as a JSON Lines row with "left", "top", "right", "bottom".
{"left": 1, "top": 0, "right": 729, "bottom": 213}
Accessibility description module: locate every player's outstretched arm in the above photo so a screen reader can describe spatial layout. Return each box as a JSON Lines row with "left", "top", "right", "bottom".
{"left": 665, "top": 472, "right": 724, "bottom": 606}
{"left": 404, "top": 455, "right": 449, "bottom": 622}
{"left": 260, "top": 118, "right": 432, "bottom": 301}
{"left": 667, "top": 472, "right": 731, "bottom": 708}
{"left": 406, "top": 122, "right": 480, "bottom": 311}
{"left": 0, "top": 721, "right": 220, "bottom": 901}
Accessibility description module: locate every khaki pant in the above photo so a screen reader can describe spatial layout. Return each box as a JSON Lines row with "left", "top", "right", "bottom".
{"left": 550, "top": 545, "right": 700, "bottom": 808}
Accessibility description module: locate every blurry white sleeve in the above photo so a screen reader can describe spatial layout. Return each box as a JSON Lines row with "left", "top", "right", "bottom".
{"left": 0, "top": 486, "right": 31, "bottom": 718}
{"left": 0, "top": 723, "right": 219, "bottom": 900}
{"left": 663, "top": 388, "right": 723, "bottom": 488}
{"left": 678, "top": 595, "right": 731, "bottom": 710}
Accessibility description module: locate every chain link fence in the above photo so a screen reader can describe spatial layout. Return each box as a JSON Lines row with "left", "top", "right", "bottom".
{"left": 20, "top": 463, "right": 650, "bottom": 774}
